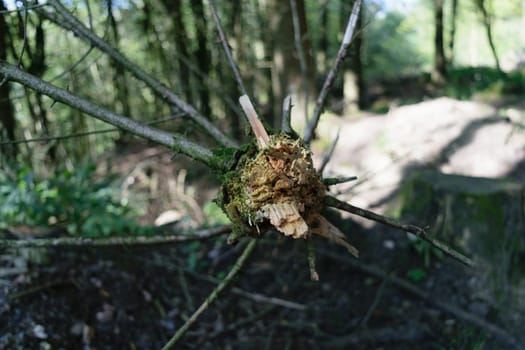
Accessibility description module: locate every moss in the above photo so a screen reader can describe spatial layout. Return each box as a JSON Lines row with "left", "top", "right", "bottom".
{"left": 216, "top": 133, "right": 325, "bottom": 238}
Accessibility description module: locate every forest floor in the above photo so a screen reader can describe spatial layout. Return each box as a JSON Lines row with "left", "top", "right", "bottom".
{"left": 1, "top": 97, "right": 525, "bottom": 349}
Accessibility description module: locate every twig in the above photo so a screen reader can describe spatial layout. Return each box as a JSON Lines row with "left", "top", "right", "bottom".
{"left": 320, "top": 249, "right": 523, "bottom": 350}
{"left": 239, "top": 94, "right": 270, "bottom": 148}
{"left": 359, "top": 276, "right": 388, "bottom": 328}
{"left": 178, "top": 268, "right": 195, "bottom": 311}
{"left": 8, "top": 279, "right": 74, "bottom": 300}
{"left": 281, "top": 95, "right": 293, "bottom": 133}
{"left": 161, "top": 238, "right": 257, "bottom": 349}
{"left": 303, "top": 0, "right": 361, "bottom": 144}
{"left": 207, "top": 0, "right": 248, "bottom": 97}
{"left": 185, "top": 264, "right": 308, "bottom": 310}
{"left": 0, "top": 60, "right": 214, "bottom": 165}
{"left": 323, "top": 176, "right": 358, "bottom": 186}
{"left": 290, "top": 0, "right": 310, "bottom": 122}
{"left": 42, "top": 0, "right": 235, "bottom": 147}
{"left": 307, "top": 239, "right": 319, "bottom": 281}
{"left": 324, "top": 195, "right": 474, "bottom": 267}
{"left": 0, "top": 3, "right": 47, "bottom": 14}
{"left": 0, "top": 225, "right": 231, "bottom": 249}
{"left": 203, "top": 306, "right": 275, "bottom": 341}
{"left": 318, "top": 129, "right": 340, "bottom": 175}
{"left": 0, "top": 113, "right": 184, "bottom": 146}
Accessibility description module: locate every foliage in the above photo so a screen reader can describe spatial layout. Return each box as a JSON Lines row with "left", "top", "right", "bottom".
{"left": 445, "top": 67, "right": 525, "bottom": 99}
{"left": 0, "top": 163, "right": 148, "bottom": 236}
{"left": 363, "top": 10, "right": 427, "bottom": 81}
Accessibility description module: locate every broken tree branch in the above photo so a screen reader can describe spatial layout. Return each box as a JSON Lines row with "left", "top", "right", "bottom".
{"left": 0, "top": 225, "right": 231, "bottom": 249}
{"left": 207, "top": 0, "right": 248, "bottom": 97}
{"left": 303, "top": 0, "right": 361, "bottom": 144}
{"left": 324, "top": 195, "right": 474, "bottom": 267}
{"left": 0, "top": 60, "right": 214, "bottom": 165}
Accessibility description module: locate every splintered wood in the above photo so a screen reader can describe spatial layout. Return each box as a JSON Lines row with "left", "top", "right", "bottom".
{"left": 261, "top": 202, "right": 309, "bottom": 238}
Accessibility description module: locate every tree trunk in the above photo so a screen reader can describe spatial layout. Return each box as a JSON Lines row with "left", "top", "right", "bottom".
{"left": 432, "top": 0, "right": 446, "bottom": 85}
{"left": 447, "top": 0, "right": 458, "bottom": 65}
{"left": 475, "top": 0, "right": 502, "bottom": 73}
{"left": 160, "top": 0, "right": 192, "bottom": 102}
{"left": 192, "top": 0, "right": 211, "bottom": 119}
{"left": 108, "top": 0, "right": 131, "bottom": 118}
{"left": 268, "top": 0, "right": 315, "bottom": 128}
{"left": 0, "top": 0, "right": 17, "bottom": 159}
{"left": 345, "top": 0, "right": 366, "bottom": 112}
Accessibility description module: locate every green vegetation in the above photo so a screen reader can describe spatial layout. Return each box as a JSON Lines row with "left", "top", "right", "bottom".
{"left": 445, "top": 67, "right": 525, "bottom": 99}
{"left": 0, "top": 164, "right": 148, "bottom": 236}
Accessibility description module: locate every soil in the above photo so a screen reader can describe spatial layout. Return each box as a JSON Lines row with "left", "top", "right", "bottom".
{"left": 2, "top": 97, "right": 525, "bottom": 349}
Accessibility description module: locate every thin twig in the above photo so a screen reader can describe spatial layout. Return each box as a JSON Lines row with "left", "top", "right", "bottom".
{"left": 320, "top": 249, "right": 523, "bottom": 350}
{"left": 0, "top": 225, "right": 231, "bottom": 249}
{"left": 290, "top": 0, "right": 310, "bottom": 122}
{"left": 0, "top": 113, "right": 184, "bottom": 146}
{"left": 161, "top": 238, "right": 257, "bottom": 349}
{"left": 324, "top": 195, "right": 474, "bottom": 267}
{"left": 303, "top": 0, "right": 361, "bottom": 144}
{"left": 323, "top": 176, "right": 358, "bottom": 186}
{"left": 281, "top": 95, "right": 293, "bottom": 133}
{"left": 0, "top": 60, "right": 214, "bottom": 164}
{"left": 307, "top": 239, "right": 319, "bottom": 281}
{"left": 203, "top": 306, "right": 275, "bottom": 341}
{"left": 359, "top": 276, "right": 388, "bottom": 328}
{"left": 207, "top": 0, "right": 248, "bottom": 97}
{"left": 318, "top": 129, "right": 340, "bottom": 175}
{"left": 42, "top": 0, "right": 235, "bottom": 147}
{"left": 0, "top": 3, "right": 47, "bottom": 14}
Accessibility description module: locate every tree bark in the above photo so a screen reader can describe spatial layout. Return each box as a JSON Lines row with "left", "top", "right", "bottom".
{"left": 159, "top": 0, "right": 192, "bottom": 103}
{"left": 432, "top": 0, "right": 447, "bottom": 84}
{"left": 0, "top": 0, "right": 16, "bottom": 159}
{"left": 447, "top": 0, "right": 458, "bottom": 65}
{"left": 193, "top": 0, "right": 211, "bottom": 119}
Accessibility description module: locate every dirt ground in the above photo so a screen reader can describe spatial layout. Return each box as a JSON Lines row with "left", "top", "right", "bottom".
{"left": 1, "top": 97, "right": 525, "bottom": 349}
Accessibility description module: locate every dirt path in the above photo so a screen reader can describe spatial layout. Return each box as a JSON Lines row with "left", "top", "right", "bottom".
{"left": 311, "top": 97, "right": 525, "bottom": 212}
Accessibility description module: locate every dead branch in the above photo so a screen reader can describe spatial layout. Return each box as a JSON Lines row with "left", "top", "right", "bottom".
{"left": 321, "top": 249, "right": 523, "bottom": 349}
{"left": 207, "top": 0, "right": 248, "bottom": 97}
{"left": 324, "top": 195, "right": 474, "bottom": 267}
{"left": 303, "top": 0, "right": 361, "bottom": 144}
{"left": 0, "top": 60, "right": 214, "bottom": 164}
{"left": 41, "top": 0, "right": 235, "bottom": 147}
{"left": 0, "top": 225, "right": 231, "bottom": 249}
{"left": 161, "top": 238, "right": 257, "bottom": 349}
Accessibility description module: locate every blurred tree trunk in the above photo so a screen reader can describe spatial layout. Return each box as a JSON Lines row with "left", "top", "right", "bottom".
{"left": 108, "top": 0, "right": 131, "bottom": 118}
{"left": 447, "top": 0, "right": 458, "bottom": 65}
{"left": 318, "top": 0, "right": 329, "bottom": 73}
{"left": 432, "top": 0, "right": 447, "bottom": 84}
{"left": 227, "top": 0, "right": 243, "bottom": 140}
{"left": 193, "top": 0, "right": 211, "bottom": 119}
{"left": 268, "top": 0, "right": 315, "bottom": 128}
{"left": 23, "top": 14, "right": 56, "bottom": 161}
{"left": 344, "top": 0, "right": 366, "bottom": 112}
{"left": 474, "top": 0, "right": 502, "bottom": 73}
{"left": 160, "top": 0, "right": 192, "bottom": 102}
{"left": 0, "top": 0, "right": 16, "bottom": 158}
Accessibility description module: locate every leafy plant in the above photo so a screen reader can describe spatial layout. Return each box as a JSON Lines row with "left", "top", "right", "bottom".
{"left": 0, "top": 164, "right": 147, "bottom": 237}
